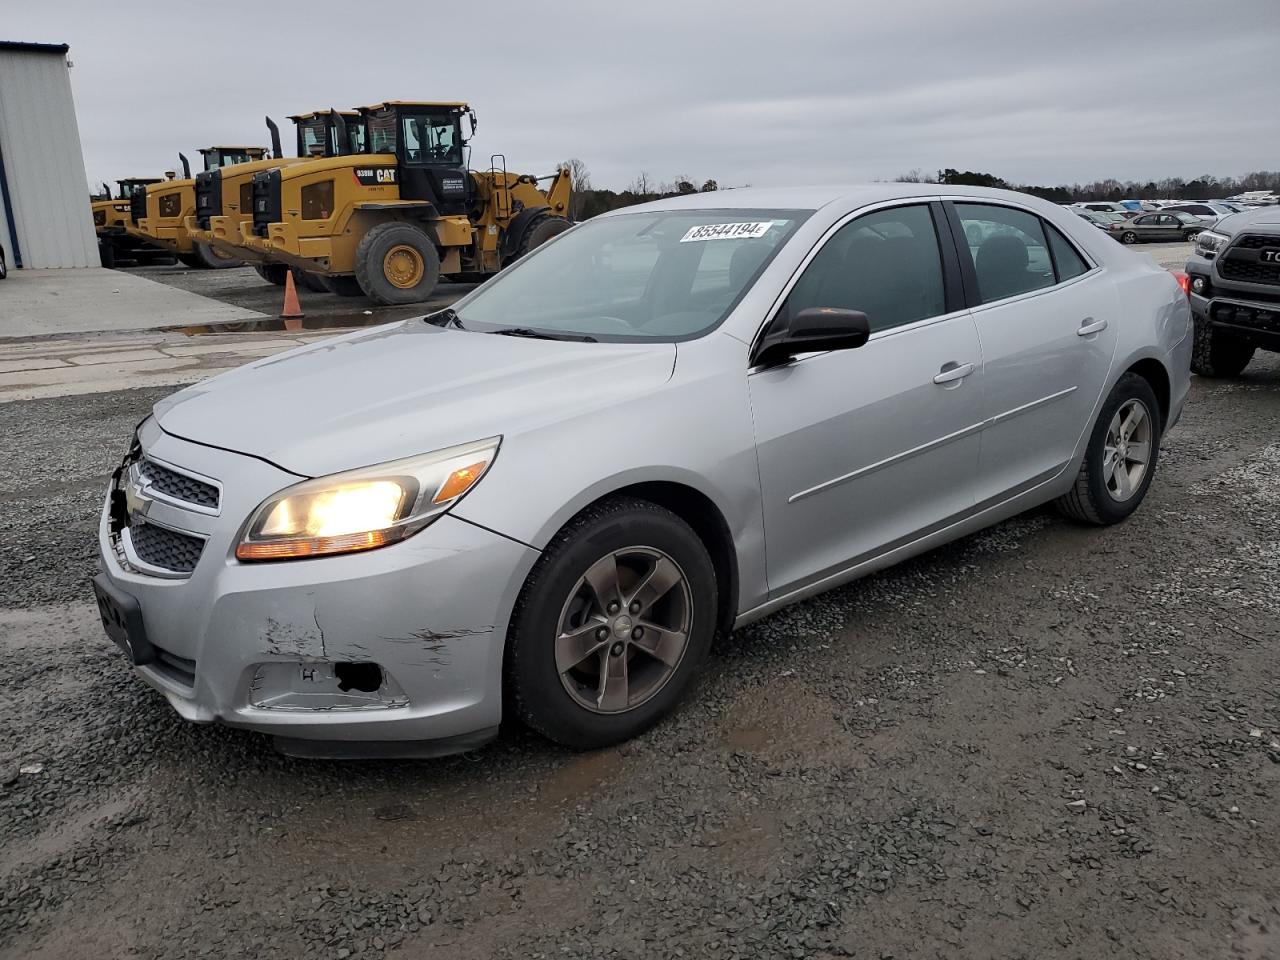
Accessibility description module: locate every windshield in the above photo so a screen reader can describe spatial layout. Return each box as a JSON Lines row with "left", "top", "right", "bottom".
{"left": 366, "top": 109, "right": 397, "bottom": 153}
{"left": 451, "top": 208, "right": 809, "bottom": 341}
{"left": 298, "top": 119, "right": 327, "bottom": 157}
{"left": 1172, "top": 212, "right": 1200, "bottom": 224}
{"left": 401, "top": 114, "right": 461, "bottom": 164}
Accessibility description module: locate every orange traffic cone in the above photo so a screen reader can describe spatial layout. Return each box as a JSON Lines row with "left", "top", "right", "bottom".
{"left": 280, "top": 270, "right": 303, "bottom": 330}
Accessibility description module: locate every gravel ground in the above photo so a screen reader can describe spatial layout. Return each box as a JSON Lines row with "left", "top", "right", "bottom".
{"left": 2, "top": 349, "right": 1278, "bottom": 959}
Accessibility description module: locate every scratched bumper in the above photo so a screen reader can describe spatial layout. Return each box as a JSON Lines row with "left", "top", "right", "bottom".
{"left": 96, "top": 420, "right": 539, "bottom": 751}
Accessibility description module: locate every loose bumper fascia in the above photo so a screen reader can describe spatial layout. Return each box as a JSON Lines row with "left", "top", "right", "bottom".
{"left": 96, "top": 421, "right": 541, "bottom": 747}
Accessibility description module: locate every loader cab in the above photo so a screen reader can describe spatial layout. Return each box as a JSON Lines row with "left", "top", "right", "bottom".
{"left": 117, "top": 178, "right": 160, "bottom": 199}
{"left": 360, "top": 101, "right": 473, "bottom": 216}
{"left": 290, "top": 112, "right": 367, "bottom": 158}
{"left": 199, "top": 146, "right": 267, "bottom": 171}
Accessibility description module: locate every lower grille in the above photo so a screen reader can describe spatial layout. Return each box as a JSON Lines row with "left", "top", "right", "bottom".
{"left": 129, "top": 522, "right": 204, "bottom": 575}
{"left": 151, "top": 645, "right": 197, "bottom": 689}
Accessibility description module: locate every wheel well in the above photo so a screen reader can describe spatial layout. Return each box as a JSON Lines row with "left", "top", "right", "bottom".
{"left": 592, "top": 482, "right": 738, "bottom": 640}
{"left": 1126, "top": 357, "right": 1170, "bottom": 428}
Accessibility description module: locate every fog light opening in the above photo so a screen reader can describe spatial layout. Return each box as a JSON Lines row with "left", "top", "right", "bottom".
{"left": 335, "top": 662, "right": 383, "bottom": 693}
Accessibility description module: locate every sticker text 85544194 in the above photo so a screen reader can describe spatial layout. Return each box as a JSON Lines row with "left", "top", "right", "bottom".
{"left": 679, "top": 222, "right": 773, "bottom": 243}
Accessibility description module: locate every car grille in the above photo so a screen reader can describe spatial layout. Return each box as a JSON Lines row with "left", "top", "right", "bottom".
{"left": 129, "top": 521, "right": 204, "bottom": 575}
{"left": 140, "top": 459, "right": 219, "bottom": 510}
{"left": 1220, "top": 235, "right": 1280, "bottom": 286}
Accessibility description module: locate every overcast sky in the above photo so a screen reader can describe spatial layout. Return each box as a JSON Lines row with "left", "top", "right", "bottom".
{"left": 7, "top": 0, "right": 1279, "bottom": 191}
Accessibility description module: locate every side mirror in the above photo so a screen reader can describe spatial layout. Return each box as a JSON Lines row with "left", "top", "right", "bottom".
{"left": 754, "top": 307, "right": 871, "bottom": 367}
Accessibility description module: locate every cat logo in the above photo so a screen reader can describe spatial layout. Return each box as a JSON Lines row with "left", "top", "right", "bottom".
{"left": 353, "top": 167, "right": 398, "bottom": 187}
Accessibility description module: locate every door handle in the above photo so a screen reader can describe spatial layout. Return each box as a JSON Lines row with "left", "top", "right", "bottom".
{"left": 1077, "top": 317, "right": 1109, "bottom": 336}
{"left": 933, "top": 361, "right": 976, "bottom": 385}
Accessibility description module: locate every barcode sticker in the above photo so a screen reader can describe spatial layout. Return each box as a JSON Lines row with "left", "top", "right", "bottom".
{"left": 679, "top": 222, "right": 773, "bottom": 243}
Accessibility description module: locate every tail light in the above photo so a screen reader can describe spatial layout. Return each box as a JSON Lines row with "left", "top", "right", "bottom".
{"left": 1170, "top": 270, "right": 1191, "bottom": 296}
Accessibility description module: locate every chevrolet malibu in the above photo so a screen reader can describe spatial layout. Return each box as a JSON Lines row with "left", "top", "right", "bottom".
{"left": 93, "top": 185, "right": 1192, "bottom": 758}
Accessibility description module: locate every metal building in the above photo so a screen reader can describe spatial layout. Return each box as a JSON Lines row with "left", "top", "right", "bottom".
{"left": 0, "top": 40, "right": 98, "bottom": 269}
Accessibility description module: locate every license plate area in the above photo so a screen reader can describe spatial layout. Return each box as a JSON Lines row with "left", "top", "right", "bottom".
{"left": 92, "top": 573, "right": 155, "bottom": 666}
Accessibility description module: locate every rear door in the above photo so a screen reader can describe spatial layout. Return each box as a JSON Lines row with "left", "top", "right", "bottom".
{"left": 947, "top": 201, "right": 1119, "bottom": 503}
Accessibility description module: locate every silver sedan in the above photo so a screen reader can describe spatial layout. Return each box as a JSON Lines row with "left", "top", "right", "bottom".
{"left": 92, "top": 184, "right": 1192, "bottom": 757}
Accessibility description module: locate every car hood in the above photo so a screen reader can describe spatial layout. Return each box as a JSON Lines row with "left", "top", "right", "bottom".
{"left": 154, "top": 320, "right": 677, "bottom": 477}
{"left": 1217, "top": 208, "right": 1280, "bottom": 234}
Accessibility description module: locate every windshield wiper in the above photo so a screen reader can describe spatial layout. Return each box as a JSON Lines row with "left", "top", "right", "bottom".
{"left": 490, "top": 327, "right": 598, "bottom": 343}
{"left": 424, "top": 307, "right": 465, "bottom": 330}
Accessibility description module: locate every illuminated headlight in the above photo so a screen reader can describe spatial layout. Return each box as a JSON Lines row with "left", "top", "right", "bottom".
{"left": 236, "top": 437, "right": 500, "bottom": 561}
{"left": 1196, "top": 230, "right": 1229, "bottom": 255}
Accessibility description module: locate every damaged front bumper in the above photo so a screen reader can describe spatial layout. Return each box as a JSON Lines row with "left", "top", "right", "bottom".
{"left": 95, "top": 419, "right": 539, "bottom": 758}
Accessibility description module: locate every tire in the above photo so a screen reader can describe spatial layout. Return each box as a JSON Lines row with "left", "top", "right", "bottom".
{"left": 510, "top": 214, "right": 571, "bottom": 263}
{"left": 253, "top": 263, "right": 289, "bottom": 286}
{"left": 1056, "top": 372, "right": 1162, "bottom": 526}
{"left": 188, "top": 241, "right": 243, "bottom": 269}
{"left": 0, "top": 245, "right": 6, "bottom": 280}
{"left": 1190, "top": 314, "right": 1254, "bottom": 378}
{"left": 1183, "top": 230, "right": 1200, "bottom": 242}
{"left": 176, "top": 253, "right": 202, "bottom": 269}
{"left": 1120, "top": 231, "right": 1138, "bottom": 244}
{"left": 353, "top": 222, "right": 441, "bottom": 305}
{"left": 320, "top": 275, "right": 365, "bottom": 297}
{"left": 295, "top": 270, "right": 328, "bottom": 293}
{"left": 506, "top": 497, "right": 718, "bottom": 749}
{"left": 99, "top": 241, "right": 116, "bottom": 269}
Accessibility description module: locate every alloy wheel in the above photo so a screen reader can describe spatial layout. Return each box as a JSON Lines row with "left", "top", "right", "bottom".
{"left": 555, "top": 546, "right": 694, "bottom": 714}
{"left": 1103, "top": 398, "right": 1153, "bottom": 502}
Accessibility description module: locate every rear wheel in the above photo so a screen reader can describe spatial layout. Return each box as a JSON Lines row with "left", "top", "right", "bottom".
{"left": 253, "top": 263, "right": 289, "bottom": 286}
{"left": 1120, "top": 231, "right": 1138, "bottom": 244}
{"left": 506, "top": 498, "right": 717, "bottom": 749}
{"left": 1183, "top": 229, "right": 1201, "bottom": 242}
{"left": 320, "top": 275, "right": 365, "bottom": 297}
{"left": 510, "top": 214, "right": 571, "bottom": 264}
{"left": 1056, "top": 373, "right": 1161, "bottom": 526}
{"left": 354, "top": 222, "right": 441, "bottom": 305}
{"left": 189, "top": 242, "right": 243, "bottom": 269}
{"left": 1191, "top": 314, "right": 1254, "bottom": 377}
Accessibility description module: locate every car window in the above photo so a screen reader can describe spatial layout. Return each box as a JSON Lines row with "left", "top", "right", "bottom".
{"left": 1045, "top": 224, "right": 1088, "bottom": 281}
{"left": 452, "top": 208, "right": 808, "bottom": 341}
{"left": 953, "top": 203, "right": 1055, "bottom": 305}
{"left": 1134, "top": 215, "right": 1153, "bottom": 225}
{"left": 782, "top": 204, "right": 946, "bottom": 334}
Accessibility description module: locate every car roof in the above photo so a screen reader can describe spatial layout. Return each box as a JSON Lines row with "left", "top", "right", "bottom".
{"left": 608, "top": 183, "right": 1076, "bottom": 216}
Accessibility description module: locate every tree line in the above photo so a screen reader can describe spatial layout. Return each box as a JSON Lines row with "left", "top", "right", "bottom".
{"left": 562, "top": 158, "right": 721, "bottom": 220}
{"left": 896, "top": 168, "right": 1280, "bottom": 203}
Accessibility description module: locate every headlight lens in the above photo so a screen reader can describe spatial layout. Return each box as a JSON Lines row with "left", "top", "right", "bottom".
{"left": 236, "top": 437, "right": 500, "bottom": 561}
{"left": 1196, "top": 230, "right": 1229, "bottom": 255}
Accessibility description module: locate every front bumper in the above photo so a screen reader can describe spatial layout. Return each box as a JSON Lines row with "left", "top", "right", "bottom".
{"left": 1186, "top": 258, "right": 1280, "bottom": 351}
{"left": 239, "top": 219, "right": 334, "bottom": 272}
{"left": 128, "top": 221, "right": 192, "bottom": 255}
{"left": 183, "top": 216, "right": 266, "bottom": 263}
{"left": 95, "top": 419, "right": 539, "bottom": 755}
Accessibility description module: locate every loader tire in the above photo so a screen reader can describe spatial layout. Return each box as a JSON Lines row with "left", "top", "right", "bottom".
{"left": 189, "top": 241, "right": 243, "bottom": 270}
{"left": 320, "top": 275, "right": 366, "bottom": 297}
{"left": 254, "top": 264, "right": 289, "bottom": 286}
{"left": 514, "top": 214, "right": 571, "bottom": 261}
{"left": 295, "top": 270, "right": 329, "bottom": 293}
{"left": 354, "top": 222, "right": 441, "bottom": 305}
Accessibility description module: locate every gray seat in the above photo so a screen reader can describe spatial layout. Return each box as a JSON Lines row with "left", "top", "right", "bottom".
{"left": 974, "top": 234, "right": 1033, "bottom": 302}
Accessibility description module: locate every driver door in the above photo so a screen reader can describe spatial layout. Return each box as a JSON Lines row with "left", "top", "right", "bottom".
{"left": 748, "top": 203, "right": 985, "bottom": 597}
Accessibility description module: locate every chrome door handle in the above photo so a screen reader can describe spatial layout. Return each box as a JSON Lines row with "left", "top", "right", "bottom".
{"left": 1077, "top": 317, "right": 1109, "bottom": 336}
{"left": 933, "top": 361, "right": 976, "bottom": 385}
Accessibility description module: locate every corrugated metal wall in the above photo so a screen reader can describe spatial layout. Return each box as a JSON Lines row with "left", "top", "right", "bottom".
{"left": 0, "top": 48, "right": 98, "bottom": 268}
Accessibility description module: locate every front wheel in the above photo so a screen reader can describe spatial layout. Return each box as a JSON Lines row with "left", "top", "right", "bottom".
{"left": 1120, "top": 231, "right": 1138, "bottom": 244}
{"left": 253, "top": 263, "right": 289, "bottom": 286}
{"left": 189, "top": 241, "right": 243, "bottom": 269}
{"left": 506, "top": 498, "right": 717, "bottom": 749}
{"left": 354, "top": 222, "right": 441, "bottom": 305}
{"left": 1056, "top": 373, "right": 1161, "bottom": 526}
{"left": 1191, "top": 314, "right": 1254, "bottom": 377}
{"left": 320, "top": 275, "right": 365, "bottom": 297}
{"left": 1183, "top": 230, "right": 1201, "bottom": 242}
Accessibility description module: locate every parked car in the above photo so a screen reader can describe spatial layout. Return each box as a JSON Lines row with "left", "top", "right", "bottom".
{"left": 91, "top": 185, "right": 1191, "bottom": 758}
{"left": 1105, "top": 211, "right": 1205, "bottom": 243}
{"left": 1074, "top": 201, "right": 1130, "bottom": 215}
{"left": 1163, "top": 202, "right": 1237, "bottom": 223}
{"left": 1183, "top": 205, "right": 1280, "bottom": 377}
{"left": 1074, "top": 210, "right": 1126, "bottom": 230}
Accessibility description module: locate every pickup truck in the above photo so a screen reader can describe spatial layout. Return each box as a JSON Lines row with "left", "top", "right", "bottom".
{"left": 1184, "top": 207, "right": 1280, "bottom": 377}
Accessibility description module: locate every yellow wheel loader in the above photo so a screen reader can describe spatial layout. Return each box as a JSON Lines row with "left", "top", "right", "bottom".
{"left": 92, "top": 178, "right": 175, "bottom": 267}
{"left": 237, "top": 101, "right": 572, "bottom": 304}
{"left": 128, "top": 147, "right": 267, "bottom": 269}
{"left": 185, "top": 111, "right": 367, "bottom": 290}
